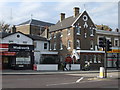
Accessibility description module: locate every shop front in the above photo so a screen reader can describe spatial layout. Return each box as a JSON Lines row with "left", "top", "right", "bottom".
{"left": 1, "top": 44, "right": 34, "bottom": 70}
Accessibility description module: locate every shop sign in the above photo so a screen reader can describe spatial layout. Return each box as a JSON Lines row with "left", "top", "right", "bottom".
{"left": 9, "top": 44, "right": 34, "bottom": 52}
{"left": 0, "top": 44, "right": 9, "bottom": 48}
{"left": 0, "top": 52, "right": 16, "bottom": 56}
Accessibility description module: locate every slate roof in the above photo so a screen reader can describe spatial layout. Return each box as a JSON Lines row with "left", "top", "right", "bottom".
{"left": 18, "top": 19, "right": 54, "bottom": 27}
{"left": 0, "top": 31, "right": 48, "bottom": 41}
{"left": 49, "top": 13, "right": 80, "bottom": 32}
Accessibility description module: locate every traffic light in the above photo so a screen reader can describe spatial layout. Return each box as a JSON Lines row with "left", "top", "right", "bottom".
{"left": 99, "top": 37, "right": 106, "bottom": 47}
{"left": 107, "top": 40, "right": 112, "bottom": 51}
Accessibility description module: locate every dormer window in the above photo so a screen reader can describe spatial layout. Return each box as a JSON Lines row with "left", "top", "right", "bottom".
{"left": 77, "top": 26, "right": 81, "bottom": 35}
{"left": 67, "top": 28, "right": 70, "bottom": 35}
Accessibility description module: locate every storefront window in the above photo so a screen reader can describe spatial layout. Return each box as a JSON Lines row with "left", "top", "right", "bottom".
{"left": 16, "top": 57, "right": 30, "bottom": 64}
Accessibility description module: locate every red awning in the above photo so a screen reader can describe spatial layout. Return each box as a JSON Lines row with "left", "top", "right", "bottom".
{"left": 0, "top": 51, "right": 16, "bottom": 56}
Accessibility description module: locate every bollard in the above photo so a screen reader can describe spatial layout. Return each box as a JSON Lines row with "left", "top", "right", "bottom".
{"left": 99, "top": 67, "right": 105, "bottom": 78}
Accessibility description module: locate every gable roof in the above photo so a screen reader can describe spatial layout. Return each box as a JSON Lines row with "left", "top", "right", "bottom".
{"left": 49, "top": 14, "right": 80, "bottom": 32}
{"left": 18, "top": 19, "right": 54, "bottom": 27}
{"left": 0, "top": 31, "right": 48, "bottom": 41}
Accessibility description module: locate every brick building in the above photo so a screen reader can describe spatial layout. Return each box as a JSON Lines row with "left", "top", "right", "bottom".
{"left": 49, "top": 7, "right": 105, "bottom": 70}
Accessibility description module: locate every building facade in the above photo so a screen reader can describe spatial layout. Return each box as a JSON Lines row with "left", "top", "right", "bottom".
{"left": 0, "top": 31, "right": 58, "bottom": 70}
{"left": 49, "top": 7, "right": 105, "bottom": 70}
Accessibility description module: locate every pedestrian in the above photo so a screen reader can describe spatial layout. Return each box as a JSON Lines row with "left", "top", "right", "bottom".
{"left": 69, "top": 63, "right": 71, "bottom": 71}
{"left": 115, "top": 60, "right": 119, "bottom": 70}
{"left": 63, "top": 62, "right": 68, "bottom": 71}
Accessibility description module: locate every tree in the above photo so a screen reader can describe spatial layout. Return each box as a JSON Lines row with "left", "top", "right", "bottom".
{"left": 0, "top": 21, "right": 11, "bottom": 33}
{"left": 95, "top": 24, "right": 112, "bottom": 31}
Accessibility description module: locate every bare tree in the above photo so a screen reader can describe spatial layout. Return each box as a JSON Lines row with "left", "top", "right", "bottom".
{"left": 0, "top": 21, "right": 11, "bottom": 33}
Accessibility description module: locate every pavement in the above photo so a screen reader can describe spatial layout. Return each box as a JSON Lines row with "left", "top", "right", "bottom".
{"left": 1, "top": 69, "right": 119, "bottom": 75}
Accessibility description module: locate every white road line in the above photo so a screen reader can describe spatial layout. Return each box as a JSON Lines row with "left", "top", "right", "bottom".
{"left": 46, "top": 77, "right": 84, "bottom": 86}
{"left": 76, "top": 77, "right": 84, "bottom": 83}
{"left": 46, "top": 82, "right": 76, "bottom": 86}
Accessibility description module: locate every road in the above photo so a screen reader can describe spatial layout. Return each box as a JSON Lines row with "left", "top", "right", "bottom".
{"left": 2, "top": 72, "right": 119, "bottom": 88}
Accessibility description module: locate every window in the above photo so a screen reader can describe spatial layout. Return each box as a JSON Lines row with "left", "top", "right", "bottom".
{"left": 94, "top": 55, "right": 97, "bottom": 63}
{"left": 33, "top": 42, "right": 37, "bottom": 49}
{"left": 60, "top": 41, "right": 63, "bottom": 50}
{"left": 9, "top": 40, "right": 14, "bottom": 43}
{"left": 98, "top": 55, "right": 101, "bottom": 63}
{"left": 67, "top": 40, "right": 71, "bottom": 49}
{"left": 49, "top": 43, "right": 52, "bottom": 50}
{"left": 44, "top": 43, "right": 47, "bottom": 49}
{"left": 114, "top": 39, "right": 119, "bottom": 47}
{"left": 54, "top": 33, "right": 56, "bottom": 38}
{"left": 60, "top": 31, "right": 63, "bottom": 37}
{"left": 49, "top": 33, "right": 52, "bottom": 40}
{"left": 76, "top": 39, "right": 80, "bottom": 49}
{"left": 90, "top": 28, "right": 94, "bottom": 36}
{"left": 85, "top": 33, "right": 87, "bottom": 38}
{"left": 23, "top": 41, "right": 27, "bottom": 44}
{"left": 67, "top": 28, "right": 70, "bottom": 35}
{"left": 17, "top": 34, "right": 20, "bottom": 38}
{"left": 90, "top": 40, "right": 94, "bottom": 50}
{"left": 89, "top": 55, "right": 93, "bottom": 63}
{"left": 85, "top": 55, "right": 88, "bottom": 63}
{"left": 77, "top": 26, "right": 81, "bottom": 35}
{"left": 54, "top": 42, "right": 56, "bottom": 50}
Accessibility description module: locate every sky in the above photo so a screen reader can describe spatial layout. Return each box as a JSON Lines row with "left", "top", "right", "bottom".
{"left": 0, "top": 0, "right": 119, "bottom": 30}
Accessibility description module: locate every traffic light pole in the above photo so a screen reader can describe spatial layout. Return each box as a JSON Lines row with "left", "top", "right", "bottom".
{"left": 103, "top": 37, "right": 107, "bottom": 78}
{"left": 104, "top": 46, "right": 107, "bottom": 78}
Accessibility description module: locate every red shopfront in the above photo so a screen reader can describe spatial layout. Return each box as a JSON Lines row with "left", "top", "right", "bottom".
{"left": 1, "top": 43, "right": 34, "bottom": 70}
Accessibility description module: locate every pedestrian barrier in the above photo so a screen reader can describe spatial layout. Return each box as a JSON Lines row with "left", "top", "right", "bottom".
{"left": 99, "top": 67, "right": 105, "bottom": 78}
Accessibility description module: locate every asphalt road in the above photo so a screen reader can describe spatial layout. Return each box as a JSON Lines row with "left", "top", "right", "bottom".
{"left": 2, "top": 72, "right": 119, "bottom": 88}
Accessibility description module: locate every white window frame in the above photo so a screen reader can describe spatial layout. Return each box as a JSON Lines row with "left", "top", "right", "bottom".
{"left": 60, "top": 41, "right": 63, "bottom": 50}
{"left": 44, "top": 43, "right": 47, "bottom": 50}
{"left": 67, "top": 28, "right": 70, "bottom": 35}
{"left": 94, "top": 55, "right": 97, "bottom": 63}
{"left": 77, "top": 26, "right": 81, "bottom": 35}
{"left": 54, "top": 42, "right": 56, "bottom": 50}
{"left": 60, "top": 31, "right": 63, "bottom": 37}
{"left": 90, "top": 40, "right": 94, "bottom": 50}
{"left": 67, "top": 40, "right": 71, "bottom": 49}
{"left": 114, "top": 38, "right": 119, "bottom": 47}
{"left": 90, "top": 27, "right": 94, "bottom": 36}
{"left": 76, "top": 39, "right": 80, "bottom": 49}
{"left": 54, "top": 33, "right": 56, "bottom": 38}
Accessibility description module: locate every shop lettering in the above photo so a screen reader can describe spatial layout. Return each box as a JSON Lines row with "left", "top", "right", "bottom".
{"left": 13, "top": 46, "right": 30, "bottom": 50}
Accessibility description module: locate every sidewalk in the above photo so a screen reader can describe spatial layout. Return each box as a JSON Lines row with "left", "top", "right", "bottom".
{"left": 1, "top": 69, "right": 119, "bottom": 75}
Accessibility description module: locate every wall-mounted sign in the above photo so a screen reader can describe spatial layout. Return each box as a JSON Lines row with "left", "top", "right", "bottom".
{"left": 9, "top": 44, "right": 34, "bottom": 52}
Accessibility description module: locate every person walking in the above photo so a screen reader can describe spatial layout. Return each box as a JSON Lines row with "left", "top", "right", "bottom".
{"left": 63, "top": 62, "right": 68, "bottom": 71}
{"left": 115, "top": 60, "right": 119, "bottom": 70}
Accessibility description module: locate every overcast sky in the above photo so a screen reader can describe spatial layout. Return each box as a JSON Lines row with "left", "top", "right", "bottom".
{"left": 0, "top": 0, "right": 119, "bottom": 30}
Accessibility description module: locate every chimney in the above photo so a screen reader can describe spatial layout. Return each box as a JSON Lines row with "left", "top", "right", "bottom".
{"left": 60, "top": 13, "right": 65, "bottom": 21}
{"left": 12, "top": 25, "right": 16, "bottom": 33}
{"left": 115, "top": 28, "right": 119, "bottom": 32}
{"left": 74, "top": 7, "right": 79, "bottom": 16}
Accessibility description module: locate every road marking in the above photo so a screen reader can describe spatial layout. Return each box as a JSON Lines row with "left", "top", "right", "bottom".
{"left": 46, "top": 82, "right": 76, "bottom": 86}
{"left": 47, "top": 77, "right": 84, "bottom": 86}
{"left": 76, "top": 77, "right": 84, "bottom": 83}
